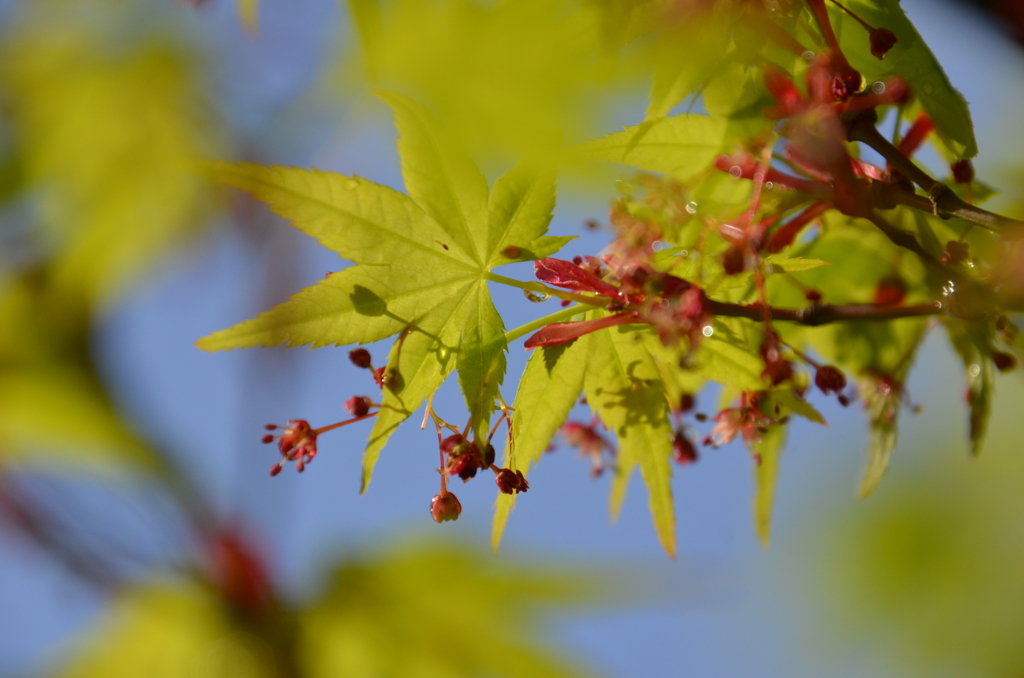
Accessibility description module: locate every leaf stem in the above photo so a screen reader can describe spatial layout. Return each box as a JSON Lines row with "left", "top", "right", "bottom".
{"left": 504, "top": 305, "right": 585, "bottom": 344}
{"left": 485, "top": 271, "right": 610, "bottom": 306}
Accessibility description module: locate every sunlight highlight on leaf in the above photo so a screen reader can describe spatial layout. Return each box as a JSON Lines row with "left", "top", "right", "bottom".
{"left": 583, "top": 322, "right": 676, "bottom": 558}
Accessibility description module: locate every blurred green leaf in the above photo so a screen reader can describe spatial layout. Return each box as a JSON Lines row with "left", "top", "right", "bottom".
{"left": 857, "top": 376, "right": 901, "bottom": 499}
{"left": 945, "top": 319, "right": 995, "bottom": 456}
{"left": 338, "top": 0, "right": 641, "bottom": 163}
{"left": 304, "top": 543, "right": 600, "bottom": 678}
{"left": 702, "top": 58, "right": 774, "bottom": 120}
{"left": 52, "top": 542, "right": 602, "bottom": 678}
{"left": 580, "top": 115, "right": 764, "bottom": 182}
{"left": 0, "top": 367, "right": 156, "bottom": 474}
{"left": 774, "top": 387, "right": 827, "bottom": 426}
{"left": 752, "top": 417, "right": 787, "bottom": 548}
{"left": 644, "top": 9, "right": 736, "bottom": 120}
{"left": 0, "top": 12, "right": 221, "bottom": 309}
{"left": 808, "top": 394, "right": 1024, "bottom": 676}
{"left": 697, "top": 324, "right": 769, "bottom": 392}
{"left": 239, "top": 0, "right": 260, "bottom": 32}
{"left": 52, "top": 584, "right": 277, "bottom": 678}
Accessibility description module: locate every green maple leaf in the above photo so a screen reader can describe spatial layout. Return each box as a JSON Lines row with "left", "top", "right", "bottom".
{"left": 492, "top": 318, "right": 678, "bottom": 557}
{"left": 584, "top": 321, "right": 676, "bottom": 558}
{"left": 580, "top": 114, "right": 768, "bottom": 182}
{"left": 946, "top": 319, "right": 996, "bottom": 457}
{"left": 752, "top": 419, "right": 787, "bottom": 549}
{"left": 197, "top": 91, "right": 571, "bottom": 492}
{"left": 492, "top": 340, "right": 591, "bottom": 552}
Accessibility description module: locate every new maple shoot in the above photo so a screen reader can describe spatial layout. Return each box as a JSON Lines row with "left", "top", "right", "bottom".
{"left": 200, "top": 0, "right": 1024, "bottom": 556}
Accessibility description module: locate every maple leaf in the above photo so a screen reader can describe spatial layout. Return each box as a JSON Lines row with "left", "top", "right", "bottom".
{"left": 583, "top": 319, "right": 676, "bottom": 558}
{"left": 946, "top": 319, "right": 996, "bottom": 458}
{"left": 492, "top": 340, "right": 590, "bottom": 552}
{"left": 197, "top": 92, "right": 572, "bottom": 492}
{"left": 492, "top": 314, "right": 678, "bottom": 557}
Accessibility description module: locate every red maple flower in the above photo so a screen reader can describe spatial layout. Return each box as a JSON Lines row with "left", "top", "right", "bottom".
{"left": 264, "top": 419, "right": 318, "bottom": 475}
{"left": 560, "top": 420, "right": 616, "bottom": 476}
{"left": 430, "top": 491, "right": 462, "bottom": 523}
{"left": 495, "top": 468, "right": 530, "bottom": 494}
{"left": 706, "top": 393, "right": 777, "bottom": 448}
{"left": 208, "top": 529, "right": 271, "bottom": 614}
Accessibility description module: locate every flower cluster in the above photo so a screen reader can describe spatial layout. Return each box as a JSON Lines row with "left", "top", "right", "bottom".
{"left": 560, "top": 420, "right": 616, "bottom": 476}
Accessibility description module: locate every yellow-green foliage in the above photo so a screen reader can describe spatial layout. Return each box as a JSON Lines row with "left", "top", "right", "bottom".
{"left": 53, "top": 543, "right": 599, "bottom": 678}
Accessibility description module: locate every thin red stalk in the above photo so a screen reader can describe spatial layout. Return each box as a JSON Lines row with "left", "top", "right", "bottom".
{"left": 766, "top": 202, "right": 830, "bottom": 253}
{"left": 741, "top": 143, "right": 775, "bottom": 230}
{"left": 429, "top": 407, "right": 448, "bottom": 493}
{"left": 829, "top": 0, "right": 874, "bottom": 31}
{"left": 486, "top": 412, "right": 507, "bottom": 443}
{"left": 313, "top": 411, "right": 379, "bottom": 435}
{"left": 806, "top": 0, "right": 850, "bottom": 66}
{"left": 895, "top": 112, "right": 934, "bottom": 158}
{"left": 783, "top": 340, "right": 823, "bottom": 369}
{"left": 715, "top": 155, "right": 832, "bottom": 197}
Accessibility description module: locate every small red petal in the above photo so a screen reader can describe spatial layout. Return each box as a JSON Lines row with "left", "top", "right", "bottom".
{"left": 767, "top": 203, "right": 830, "bottom": 254}
{"left": 534, "top": 258, "right": 621, "bottom": 298}
{"left": 524, "top": 313, "right": 637, "bottom": 349}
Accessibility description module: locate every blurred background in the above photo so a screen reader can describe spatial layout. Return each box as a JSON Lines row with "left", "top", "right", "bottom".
{"left": 1, "top": 0, "right": 1023, "bottom": 676}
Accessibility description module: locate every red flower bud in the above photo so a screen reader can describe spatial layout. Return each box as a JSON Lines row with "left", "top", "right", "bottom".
{"left": 993, "top": 352, "right": 1016, "bottom": 372}
{"left": 265, "top": 419, "right": 319, "bottom": 475}
{"left": 951, "top": 159, "right": 975, "bottom": 184}
{"left": 942, "top": 240, "right": 969, "bottom": 266}
{"left": 441, "top": 434, "right": 464, "bottom": 454}
{"left": 873, "top": 276, "right": 906, "bottom": 306}
{"left": 762, "top": 358, "right": 794, "bottom": 386}
{"left": 446, "top": 439, "right": 485, "bottom": 481}
{"left": 344, "top": 395, "right": 372, "bottom": 417}
{"left": 884, "top": 77, "right": 910, "bottom": 105}
{"left": 870, "top": 28, "right": 898, "bottom": 59}
{"left": 430, "top": 491, "right": 462, "bottom": 523}
{"left": 815, "top": 365, "right": 847, "bottom": 395}
{"left": 678, "top": 393, "right": 695, "bottom": 413}
{"left": 722, "top": 245, "right": 746, "bottom": 275}
{"left": 831, "top": 68, "right": 863, "bottom": 102}
{"left": 495, "top": 468, "right": 529, "bottom": 494}
{"left": 672, "top": 431, "right": 698, "bottom": 465}
{"left": 349, "top": 348, "right": 373, "bottom": 369}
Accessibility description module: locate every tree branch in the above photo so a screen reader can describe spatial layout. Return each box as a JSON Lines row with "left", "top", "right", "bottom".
{"left": 708, "top": 299, "right": 942, "bottom": 326}
{"left": 848, "top": 115, "right": 1024, "bottom": 237}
